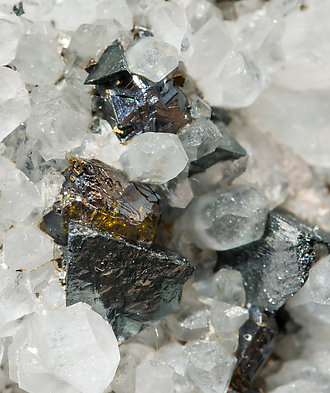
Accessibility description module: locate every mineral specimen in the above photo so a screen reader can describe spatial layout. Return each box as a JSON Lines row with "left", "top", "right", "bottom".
{"left": 84, "top": 41, "right": 190, "bottom": 141}
{"left": 178, "top": 119, "right": 246, "bottom": 176}
{"left": 119, "top": 132, "right": 188, "bottom": 184}
{"left": 43, "top": 157, "right": 161, "bottom": 245}
{"left": 182, "top": 185, "right": 269, "bottom": 251}
{"left": 65, "top": 222, "right": 194, "bottom": 342}
{"left": 85, "top": 40, "right": 130, "bottom": 85}
{"left": 126, "top": 37, "right": 179, "bottom": 83}
{"left": 8, "top": 302, "right": 120, "bottom": 393}
{"left": 218, "top": 210, "right": 330, "bottom": 312}
{"left": 230, "top": 307, "right": 279, "bottom": 391}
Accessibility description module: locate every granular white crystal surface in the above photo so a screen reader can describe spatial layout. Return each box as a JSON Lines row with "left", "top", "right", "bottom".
{"left": 0, "top": 11, "right": 23, "bottom": 66}
{"left": 8, "top": 302, "right": 120, "bottom": 393}
{"left": 126, "top": 37, "right": 179, "bottom": 82}
{"left": 183, "top": 185, "right": 269, "bottom": 250}
{"left": 0, "top": 67, "right": 31, "bottom": 142}
{"left": 119, "top": 132, "right": 188, "bottom": 184}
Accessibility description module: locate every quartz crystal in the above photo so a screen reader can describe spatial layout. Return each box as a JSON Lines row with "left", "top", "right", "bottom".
{"left": 8, "top": 302, "right": 120, "bottom": 393}
{"left": 184, "top": 341, "right": 236, "bottom": 393}
{"left": 0, "top": 67, "right": 31, "bottom": 142}
{"left": 218, "top": 210, "right": 330, "bottom": 312}
{"left": 183, "top": 185, "right": 269, "bottom": 251}
{"left": 135, "top": 357, "right": 175, "bottom": 393}
{"left": 0, "top": 156, "right": 42, "bottom": 230}
{"left": 0, "top": 267, "right": 35, "bottom": 333}
{"left": 96, "top": 0, "right": 133, "bottom": 31}
{"left": 244, "top": 86, "right": 330, "bottom": 167}
{"left": 26, "top": 86, "right": 92, "bottom": 160}
{"left": 0, "top": 11, "right": 23, "bottom": 65}
{"left": 3, "top": 225, "right": 54, "bottom": 271}
{"left": 13, "top": 33, "right": 65, "bottom": 86}
{"left": 148, "top": 2, "right": 188, "bottom": 52}
{"left": 65, "top": 222, "right": 194, "bottom": 342}
{"left": 178, "top": 119, "right": 246, "bottom": 176}
{"left": 119, "top": 132, "right": 188, "bottom": 184}
{"left": 126, "top": 37, "right": 179, "bottom": 82}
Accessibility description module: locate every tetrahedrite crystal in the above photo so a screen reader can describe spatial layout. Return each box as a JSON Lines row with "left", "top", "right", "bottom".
{"left": 84, "top": 41, "right": 190, "bottom": 142}
{"left": 178, "top": 119, "right": 246, "bottom": 176}
{"left": 85, "top": 40, "right": 129, "bottom": 85}
{"left": 218, "top": 210, "right": 330, "bottom": 312}
{"left": 65, "top": 222, "right": 194, "bottom": 342}
{"left": 182, "top": 185, "right": 269, "bottom": 251}
{"left": 43, "top": 157, "right": 161, "bottom": 245}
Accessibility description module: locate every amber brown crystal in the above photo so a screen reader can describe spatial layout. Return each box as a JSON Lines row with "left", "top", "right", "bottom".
{"left": 60, "top": 157, "right": 161, "bottom": 244}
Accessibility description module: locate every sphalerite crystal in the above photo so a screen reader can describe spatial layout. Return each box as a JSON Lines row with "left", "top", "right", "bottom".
{"left": 41, "top": 157, "right": 194, "bottom": 342}
{"left": 42, "top": 156, "right": 161, "bottom": 245}
{"left": 85, "top": 40, "right": 191, "bottom": 142}
{"left": 66, "top": 222, "right": 194, "bottom": 342}
{"left": 217, "top": 209, "right": 330, "bottom": 312}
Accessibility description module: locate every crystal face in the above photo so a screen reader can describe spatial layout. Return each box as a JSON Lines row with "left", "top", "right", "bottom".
{"left": 66, "top": 222, "right": 194, "bottom": 342}
{"left": 46, "top": 157, "right": 161, "bottom": 245}
{"left": 218, "top": 210, "right": 330, "bottom": 312}
{"left": 85, "top": 41, "right": 191, "bottom": 142}
{"left": 2, "top": 1, "right": 330, "bottom": 393}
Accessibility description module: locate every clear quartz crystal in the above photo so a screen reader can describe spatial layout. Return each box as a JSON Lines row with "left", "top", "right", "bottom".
{"left": 119, "top": 132, "right": 188, "bottom": 184}
{"left": 148, "top": 2, "right": 188, "bottom": 52}
{"left": 8, "top": 303, "right": 120, "bottom": 393}
{"left": 183, "top": 185, "right": 269, "bottom": 251}
{"left": 0, "top": 156, "right": 42, "bottom": 230}
{"left": 0, "top": 67, "right": 31, "bottom": 142}
{"left": 3, "top": 225, "right": 54, "bottom": 271}
{"left": 0, "top": 11, "right": 23, "bottom": 66}
{"left": 126, "top": 37, "right": 179, "bottom": 82}
{"left": 13, "top": 33, "right": 65, "bottom": 86}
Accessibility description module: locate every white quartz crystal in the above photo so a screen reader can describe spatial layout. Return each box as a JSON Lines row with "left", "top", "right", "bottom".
{"left": 13, "top": 34, "right": 65, "bottom": 86}
{"left": 135, "top": 356, "right": 175, "bottom": 393}
{"left": 183, "top": 185, "right": 269, "bottom": 250}
{"left": 244, "top": 86, "right": 330, "bottom": 167}
{"left": 273, "top": 0, "right": 330, "bottom": 90}
{"left": 198, "top": 51, "right": 265, "bottom": 108}
{"left": 65, "top": 23, "right": 126, "bottom": 67}
{"left": 0, "top": 156, "right": 42, "bottom": 229}
{"left": 111, "top": 343, "right": 155, "bottom": 393}
{"left": 0, "top": 266, "right": 35, "bottom": 333}
{"left": 126, "top": 37, "right": 179, "bottom": 82}
{"left": 208, "top": 300, "right": 248, "bottom": 333}
{"left": 52, "top": 0, "right": 98, "bottom": 31}
{"left": 184, "top": 341, "right": 236, "bottom": 393}
{"left": 148, "top": 2, "right": 188, "bottom": 52}
{"left": 119, "top": 132, "right": 188, "bottom": 184}
{"left": 184, "top": 15, "right": 232, "bottom": 80}
{"left": 0, "top": 11, "right": 23, "bottom": 66}
{"left": 96, "top": 0, "right": 133, "bottom": 30}
{"left": 0, "top": 67, "right": 31, "bottom": 142}
{"left": 230, "top": 116, "right": 288, "bottom": 208}
{"left": 9, "top": 303, "right": 120, "bottom": 393}
{"left": 3, "top": 225, "right": 54, "bottom": 271}
{"left": 26, "top": 85, "right": 92, "bottom": 160}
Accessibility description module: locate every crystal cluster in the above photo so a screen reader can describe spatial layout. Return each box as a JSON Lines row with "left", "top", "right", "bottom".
{"left": 0, "top": 1, "right": 329, "bottom": 393}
